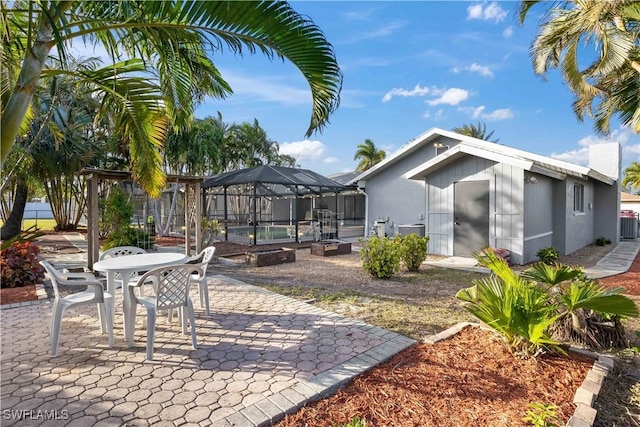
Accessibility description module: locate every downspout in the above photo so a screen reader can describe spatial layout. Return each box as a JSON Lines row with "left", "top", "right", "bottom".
{"left": 357, "top": 187, "right": 369, "bottom": 237}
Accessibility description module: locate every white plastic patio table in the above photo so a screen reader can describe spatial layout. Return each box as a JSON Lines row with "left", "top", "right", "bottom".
{"left": 93, "top": 252, "right": 189, "bottom": 343}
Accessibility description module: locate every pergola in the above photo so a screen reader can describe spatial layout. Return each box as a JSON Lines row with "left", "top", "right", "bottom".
{"left": 201, "top": 165, "right": 348, "bottom": 245}
{"left": 80, "top": 168, "right": 203, "bottom": 269}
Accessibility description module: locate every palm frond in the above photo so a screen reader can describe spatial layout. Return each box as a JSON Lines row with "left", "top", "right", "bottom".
{"left": 559, "top": 280, "right": 639, "bottom": 317}
{"left": 521, "top": 262, "right": 585, "bottom": 285}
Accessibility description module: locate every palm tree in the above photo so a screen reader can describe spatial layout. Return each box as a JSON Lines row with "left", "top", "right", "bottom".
{"left": 622, "top": 161, "right": 640, "bottom": 191}
{"left": 354, "top": 139, "right": 386, "bottom": 171}
{"left": 519, "top": 1, "right": 640, "bottom": 134}
{"left": 165, "top": 116, "right": 225, "bottom": 176}
{"left": 451, "top": 122, "right": 499, "bottom": 142}
{"left": 1, "top": 1, "right": 342, "bottom": 196}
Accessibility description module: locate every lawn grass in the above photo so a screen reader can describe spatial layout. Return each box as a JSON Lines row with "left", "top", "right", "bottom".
{"left": 0, "top": 219, "right": 58, "bottom": 231}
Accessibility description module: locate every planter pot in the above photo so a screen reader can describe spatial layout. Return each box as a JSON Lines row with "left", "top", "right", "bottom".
{"left": 310, "top": 240, "right": 351, "bottom": 257}
{"left": 245, "top": 248, "right": 296, "bottom": 267}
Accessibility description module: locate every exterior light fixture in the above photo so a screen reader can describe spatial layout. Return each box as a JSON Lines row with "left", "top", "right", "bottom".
{"left": 434, "top": 142, "right": 450, "bottom": 155}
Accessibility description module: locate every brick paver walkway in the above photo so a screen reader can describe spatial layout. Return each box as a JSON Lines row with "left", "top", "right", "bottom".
{"left": 1, "top": 273, "right": 414, "bottom": 426}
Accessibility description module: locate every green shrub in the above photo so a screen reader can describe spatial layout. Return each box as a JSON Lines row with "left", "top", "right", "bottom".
{"left": 360, "top": 236, "right": 401, "bottom": 279}
{"left": 334, "top": 416, "right": 367, "bottom": 427}
{"left": 0, "top": 241, "right": 45, "bottom": 288}
{"left": 102, "top": 226, "right": 154, "bottom": 250}
{"left": 100, "top": 186, "right": 134, "bottom": 236}
{"left": 457, "top": 249, "right": 639, "bottom": 356}
{"left": 595, "top": 236, "right": 612, "bottom": 246}
{"left": 398, "top": 234, "right": 429, "bottom": 272}
{"left": 456, "top": 249, "right": 561, "bottom": 357}
{"left": 535, "top": 246, "right": 559, "bottom": 265}
{"left": 201, "top": 216, "right": 222, "bottom": 247}
{"left": 522, "top": 403, "right": 561, "bottom": 427}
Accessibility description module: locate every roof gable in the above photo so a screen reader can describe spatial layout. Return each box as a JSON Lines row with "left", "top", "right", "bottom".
{"left": 349, "top": 128, "right": 616, "bottom": 186}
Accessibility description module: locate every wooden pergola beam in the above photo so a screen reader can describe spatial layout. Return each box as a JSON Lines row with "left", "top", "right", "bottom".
{"left": 79, "top": 168, "right": 203, "bottom": 270}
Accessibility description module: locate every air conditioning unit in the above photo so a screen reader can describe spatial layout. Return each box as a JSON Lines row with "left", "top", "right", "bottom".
{"left": 620, "top": 212, "right": 639, "bottom": 239}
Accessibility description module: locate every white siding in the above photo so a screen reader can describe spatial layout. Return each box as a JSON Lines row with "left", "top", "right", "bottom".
{"left": 425, "top": 155, "right": 525, "bottom": 264}
{"left": 523, "top": 174, "right": 554, "bottom": 263}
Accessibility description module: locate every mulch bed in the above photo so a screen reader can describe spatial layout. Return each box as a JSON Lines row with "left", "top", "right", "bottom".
{"left": 0, "top": 285, "right": 38, "bottom": 305}
{"left": 600, "top": 249, "right": 640, "bottom": 295}
{"left": 276, "top": 327, "right": 593, "bottom": 427}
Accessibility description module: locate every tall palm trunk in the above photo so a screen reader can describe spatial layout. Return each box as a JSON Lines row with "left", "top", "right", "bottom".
{"left": 0, "top": 179, "right": 28, "bottom": 240}
{"left": 1, "top": 17, "right": 56, "bottom": 162}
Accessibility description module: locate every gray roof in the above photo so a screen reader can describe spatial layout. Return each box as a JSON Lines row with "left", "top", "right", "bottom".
{"left": 202, "top": 165, "right": 347, "bottom": 195}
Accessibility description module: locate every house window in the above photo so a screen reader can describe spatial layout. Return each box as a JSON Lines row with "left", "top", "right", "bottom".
{"left": 573, "top": 183, "right": 584, "bottom": 212}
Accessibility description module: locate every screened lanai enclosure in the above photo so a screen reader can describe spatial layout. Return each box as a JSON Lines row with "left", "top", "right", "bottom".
{"left": 201, "top": 165, "right": 365, "bottom": 246}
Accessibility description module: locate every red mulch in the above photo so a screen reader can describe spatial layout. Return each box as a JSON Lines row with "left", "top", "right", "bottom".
{"left": 0, "top": 285, "right": 38, "bottom": 305}
{"left": 600, "top": 248, "right": 640, "bottom": 295}
{"left": 276, "top": 327, "right": 593, "bottom": 427}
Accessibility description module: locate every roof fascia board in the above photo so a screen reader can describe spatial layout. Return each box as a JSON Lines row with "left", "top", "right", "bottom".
{"left": 405, "top": 144, "right": 534, "bottom": 180}
{"left": 587, "top": 170, "right": 615, "bottom": 185}
{"left": 349, "top": 127, "right": 452, "bottom": 184}
{"left": 529, "top": 164, "right": 567, "bottom": 181}
{"left": 461, "top": 145, "right": 533, "bottom": 170}
{"left": 405, "top": 145, "right": 464, "bottom": 179}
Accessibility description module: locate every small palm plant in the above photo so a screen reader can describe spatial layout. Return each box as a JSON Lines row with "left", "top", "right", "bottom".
{"left": 457, "top": 249, "right": 562, "bottom": 357}
{"left": 523, "top": 262, "right": 637, "bottom": 348}
{"left": 457, "top": 249, "right": 639, "bottom": 356}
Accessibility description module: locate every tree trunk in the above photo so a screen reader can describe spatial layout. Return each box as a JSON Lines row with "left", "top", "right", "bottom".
{"left": 0, "top": 179, "right": 28, "bottom": 240}
{"left": 1, "top": 17, "right": 55, "bottom": 163}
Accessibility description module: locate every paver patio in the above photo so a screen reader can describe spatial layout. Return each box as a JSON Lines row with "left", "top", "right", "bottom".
{"left": 1, "top": 273, "right": 414, "bottom": 426}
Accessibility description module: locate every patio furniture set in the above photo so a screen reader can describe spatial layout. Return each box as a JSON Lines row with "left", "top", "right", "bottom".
{"left": 40, "top": 246, "right": 216, "bottom": 360}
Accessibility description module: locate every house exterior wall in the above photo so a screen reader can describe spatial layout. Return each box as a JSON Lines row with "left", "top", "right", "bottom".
{"left": 562, "top": 178, "right": 596, "bottom": 255}
{"left": 424, "top": 155, "right": 525, "bottom": 264}
{"left": 552, "top": 181, "right": 567, "bottom": 254}
{"left": 364, "top": 137, "right": 461, "bottom": 235}
{"left": 523, "top": 174, "right": 554, "bottom": 263}
{"left": 621, "top": 200, "right": 640, "bottom": 215}
{"left": 593, "top": 181, "right": 620, "bottom": 243}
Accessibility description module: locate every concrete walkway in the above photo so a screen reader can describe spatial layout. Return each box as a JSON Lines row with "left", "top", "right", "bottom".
{"left": 583, "top": 239, "right": 640, "bottom": 279}
{"left": 1, "top": 239, "right": 414, "bottom": 426}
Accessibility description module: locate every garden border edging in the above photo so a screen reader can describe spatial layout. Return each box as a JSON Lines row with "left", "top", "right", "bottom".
{"left": 424, "top": 322, "right": 612, "bottom": 427}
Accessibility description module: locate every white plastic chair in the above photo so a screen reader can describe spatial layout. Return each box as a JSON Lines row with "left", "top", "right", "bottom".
{"left": 99, "top": 246, "right": 150, "bottom": 296}
{"left": 40, "top": 260, "right": 114, "bottom": 357}
{"left": 187, "top": 246, "right": 216, "bottom": 315}
{"left": 126, "top": 264, "right": 202, "bottom": 360}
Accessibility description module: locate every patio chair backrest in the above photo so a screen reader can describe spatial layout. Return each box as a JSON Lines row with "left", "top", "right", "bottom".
{"left": 188, "top": 246, "right": 216, "bottom": 266}
{"left": 99, "top": 246, "right": 147, "bottom": 260}
{"left": 135, "top": 265, "right": 202, "bottom": 310}
{"left": 40, "top": 260, "right": 63, "bottom": 300}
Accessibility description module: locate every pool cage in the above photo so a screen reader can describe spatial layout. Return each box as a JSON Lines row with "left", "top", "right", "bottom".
{"left": 201, "top": 165, "right": 363, "bottom": 246}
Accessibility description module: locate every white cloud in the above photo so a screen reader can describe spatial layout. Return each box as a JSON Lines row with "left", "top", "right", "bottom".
{"left": 452, "top": 63, "right": 494, "bottom": 78}
{"left": 426, "top": 88, "right": 469, "bottom": 106}
{"left": 382, "top": 84, "right": 430, "bottom": 102}
{"left": 279, "top": 140, "right": 326, "bottom": 162}
{"left": 459, "top": 105, "right": 514, "bottom": 120}
{"left": 219, "top": 69, "right": 311, "bottom": 106}
{"left": 483, "top": 108, "right": 514, "bottom": 120}
{"left": 469, "top": 63, "right": 493, "bottom": 77}
{"left": 323, "top": 157, "right": 339, "bottom": 164}
{"left": 467, "top": 2, "right": 508, "bottom": 23}
{"left": 503, "top": 26, "right": 513, "bottom": 38}
{"left": 425, "top": 109, "right": 445, "bottom": 120}
{"left": 340, "top": 21, "right": 406, "bottom": 44}
{"left": 551, "top": 128, "right": 640, "bottom": 166}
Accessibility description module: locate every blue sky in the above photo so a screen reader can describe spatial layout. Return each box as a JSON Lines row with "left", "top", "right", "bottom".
{"left": 195, "top": 1, "right": 640, "bottom": 177}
